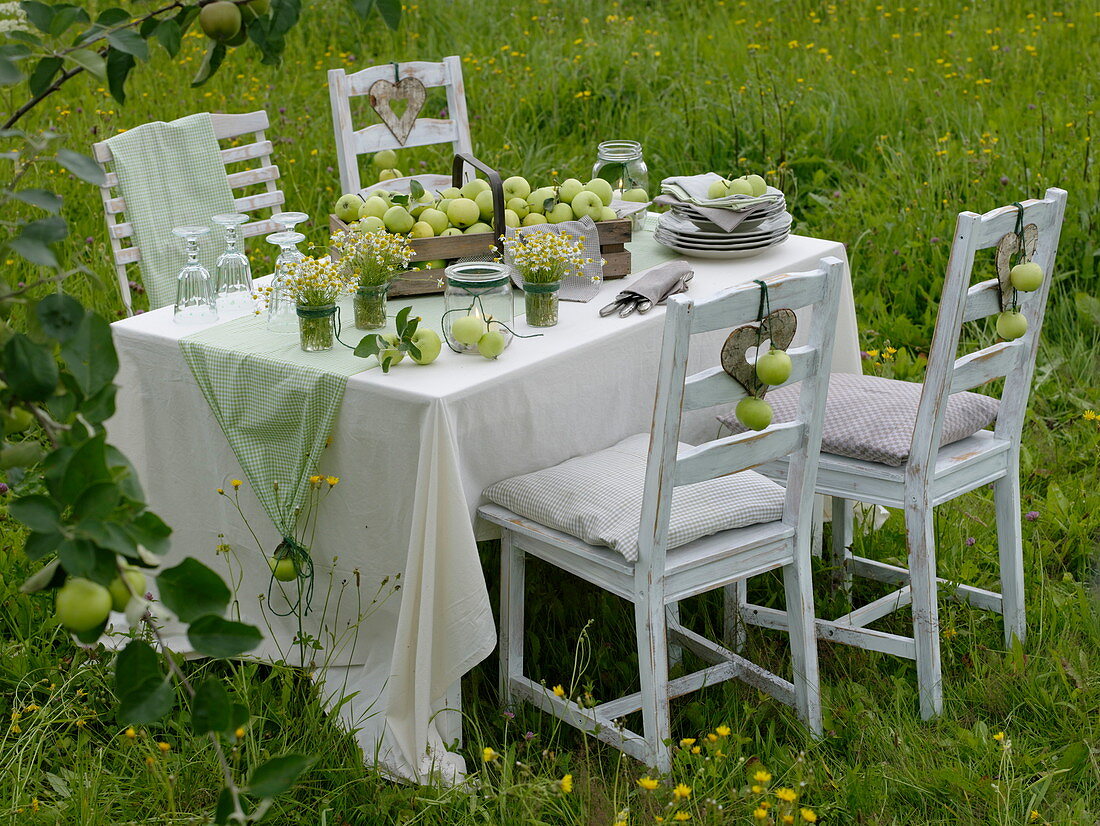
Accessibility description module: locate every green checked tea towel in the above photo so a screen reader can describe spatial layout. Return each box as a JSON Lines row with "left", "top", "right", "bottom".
{"left": 106, "top": 113, "right": 236, "bottom": 311}
{"left": 179, "top": 308, "right": 376, "bottom": 535}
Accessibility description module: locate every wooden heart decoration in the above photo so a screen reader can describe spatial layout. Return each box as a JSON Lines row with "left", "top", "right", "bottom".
{"left": 994, "top": 224, "right": 1038, "bottom": 310}
{"left": 720, "top": 308, "right": 797, "bottom": 398}
{"left": 368, "top": 77, "right": 427, "bottom": 145}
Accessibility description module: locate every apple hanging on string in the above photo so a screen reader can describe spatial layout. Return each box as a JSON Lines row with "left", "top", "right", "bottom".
{"left": 736, "top": 396, "right": 773, "bottom": 431}
{"left": 996, "top": 310, "right": 1028, "bottom": 340}
{"left": 1009, "top": 261, "right": 1043, "bottom": 292}
{"left": 755, "top": 348, "right": 793, "bottom": 386}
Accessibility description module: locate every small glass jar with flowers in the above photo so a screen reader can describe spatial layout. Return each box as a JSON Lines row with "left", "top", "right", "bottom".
{"left": 503, "top": 230, "right": 591, "bottom": 327}
{"left": 281, "top": 256, "right": 356, "bottom": 352}
{"left": 332, "top": 227, "right": 414, "bottom": 330}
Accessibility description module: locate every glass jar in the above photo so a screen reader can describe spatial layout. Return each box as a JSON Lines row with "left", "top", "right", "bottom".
{"left": 522, "top": 280, "right": 560, "bottom": 327}
{"left": 296, "top": 304, "right": 336, "bottom": 352}
{"left": 353, "top": 282, "right": 390, "bottom": 330}
{"left": 443, "top": 262, "right": 514, "bottom": 354}
{"left": 592, "top": 140, "right": 650, "bottom": 231}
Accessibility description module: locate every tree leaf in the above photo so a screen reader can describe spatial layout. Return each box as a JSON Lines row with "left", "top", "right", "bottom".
{"left": 60, "top": 310, "right": 117, "bottom": 396}
{"left": 187, "top": 615, "right": 262, "bottom": 658}
{"left": 0, "top": 55, "right": 23, "bottom": 87}
{"left": 3, "top": 333, "right": 59, "bottom": 400}
{"left": 82, "top": 381, "right": 117, "bottom": 424}
{"left": 65, "top": 48, "right": 106, "bottom": 80}
{"left": 20, "top": 1, "right": 55, "bottom": 33}
{"left": 127, "top": 510, "right": 171, "bottom": 555}
{"left": 23, "top": 529, "right": 62, "bottom": 561}
{"left": 116, "top": 640, "right": 174, "bottom": 724}
{"left": 247, "top": 754, "right": 313, "bottom": 798}
{"left": 191, "top": 678, "right": 231, "bottom": 735}
{"left": 157, "top": 557, "right": 230, "bottom": 623}
{"left": 27, "top": 55, "right": 62, "bottom": 98}
{"left": 96, "top": 7, "right": 131, "bottom": 26}
{"left": 268, "top": 0, "right": 300, "bottom": 36}
{"left": 0, "top": 440, "right": 44, "bottom": 470}
{"left": 58, "top": 433, "right": 111, "bottom": 504}
{"left": 36, "top": 293, "right": 83, "bottom": 341}
{"left": 9, "top": 494, "right": 61, "bottom": 534}
{"left": 214, "top": 787, "right": 234, "bottom": 825}
{"left": 376, "top": 0, "right": 402, "bottom": 29}
{"left": 19, "top": 557, "right": 65, "bottom": 593}
{"left": 353, "top": 333, "right": 381, "bottom": 359}
{"left": 106, "top": 29, "right": 148, "bottom": 60}
{"left": 105, "top": 47, "right": 134, "bottom": 104}
{"left": 48, "top": 4, "right": 89, "bottom": 37}
{"left": 21, "top": 214, "right": 67, "bottom": 243}
{"left": 72, "top": 481, "right": 120, "bottom": 522}
{"left": 56, "top": 149, "right": 106, "bottom": 185}
{"left": 57, "top": 538, "right": 117, "bottom": 586}
{"left": 348, "top": 0, "right": 376, "bottom": 16}
{"left": 190, "top": 41, "right": 225, "bottom": 87}
{"left": 154, "top": 19, "right": 181, "bottom": 57}
{"left": 8, "top": 235, "right": 58, "bottom": 267}
{"left": 11, "top": 187, "right": 62, "bottom": 212}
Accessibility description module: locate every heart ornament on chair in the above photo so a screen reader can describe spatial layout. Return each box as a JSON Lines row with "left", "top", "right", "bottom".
{"left": 994, "top": 223, "right": 1038, "bottom": 311}
{"left": 368, "top": 77, "right": 427, "bottom": 145}
{"left": 720, "top": 308, "right": 797, "bottom": 398}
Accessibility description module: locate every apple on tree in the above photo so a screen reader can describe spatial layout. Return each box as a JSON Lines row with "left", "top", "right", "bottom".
{"left": 56, "top": 577, "right": 113, "bottom": 633}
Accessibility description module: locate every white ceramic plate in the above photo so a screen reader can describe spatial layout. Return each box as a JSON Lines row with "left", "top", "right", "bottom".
{"left": 656, "top": 236, "right": 790, "bottom": 259}
{"left": 659, "top": 211, "right": 793, "bottom": 240}
{"left": 654, "top": 228, "right": 791, "bottom": 251}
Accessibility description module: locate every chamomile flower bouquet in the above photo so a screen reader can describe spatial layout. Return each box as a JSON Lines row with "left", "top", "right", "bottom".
{"left": 281, "top": 256, "right": 357, "bottom": 352}
{"left": 502, "top": 230, "right": 592, "bottom": 327}
{"left": 332, "top": 227, "right": 414, "bottom": 330}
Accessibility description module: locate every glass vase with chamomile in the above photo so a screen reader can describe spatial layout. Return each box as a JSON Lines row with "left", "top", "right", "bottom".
{"left": 504, "top": 230, "right": 592, "bottom": 328}
{"left": 280, "top": 256, "right": 356, "bottom": 352}
{"left": 331, "top": 227, "right": 413, "bottom": 330}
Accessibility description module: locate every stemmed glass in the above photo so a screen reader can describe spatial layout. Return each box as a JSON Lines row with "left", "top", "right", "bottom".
{"left": 271, "top": 211, "right": 309, "bottom": 232}
{"left": 212, "top": 213, "right": 253, "bottom": 317}
{"left": 266, "top": 231, "right": 306, "bottom": 333}
{"left": 172, "top": 226, "right": 218, "bottom": 325}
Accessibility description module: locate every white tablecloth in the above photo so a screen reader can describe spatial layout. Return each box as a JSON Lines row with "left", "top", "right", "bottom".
{"left": 106, "top": 227, "right": 860, "bottom": 782}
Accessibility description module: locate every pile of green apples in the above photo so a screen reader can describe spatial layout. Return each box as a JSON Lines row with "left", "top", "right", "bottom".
{"left": 707, "top": 173, "right": 769, "bottom": 199}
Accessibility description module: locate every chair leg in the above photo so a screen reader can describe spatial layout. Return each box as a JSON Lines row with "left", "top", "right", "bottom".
{"left": 830, "top": 496, "right": 854, "bottom": 596}
{"left": 905, "top": 502, "right": 943, "bottom": 719}
{"left": 993, "top": 463, "right": 1026, "bottom": 647}
{"left": 811, "top": 495, "right": 825, "bottom": 558}
{"left": 635, "top": 594, "right": 672, "bottom": 773}
{"left": 723, "top": 580, "right": 747, "bottom": 653}
{"left": 498, "top": 531, "right": 524, "bottom": 704}
{"left": 666, "top": 603, "right": 683, "bottom": 669}
{"left": 782, "top": 556, "right": 822, "bottom": 736}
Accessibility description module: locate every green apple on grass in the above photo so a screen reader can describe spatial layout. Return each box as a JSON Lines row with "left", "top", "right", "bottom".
{"left": 1010, "top": 261, "right": 1043, "bottom": 291}
{"left": 372, "top": 149, "right": 398, "bottom": 168}
{"left": 335, "top": 194, "right": 364, "bottom": 223}
{"left": 735, "top": 397, "right": 773, "bottom": 431}
{"left": 570, "top": 190, "right": 604, "bottom": 220}
{"left": 477, "top": 330, "right": 507, "bottom": 359}
{"left": 108, "top": 566, "right": 146, "bottom": 612}
{"left": 584, "top": 178, "right": 614, "bottom": 206}
{"left": 358, "top": 195, "right": 389, "bottom": 221}
{"left": 56, "top": 577, "right": 112, "bottom": 633}
{"left": 996, "top": 310, "right": 1028, "bottom": 340}
{"left": 378, "top": 168, "right": 403, "bottom": 182}
{"left": 502, "top": 175, "right": 532, "bottom": 201}
{"left": 755, "top": 349, "right": 793, "bottom": 385}
{"left": 2, "top": 406, "right": 34, "bottom": 435}
{"left": 452, "top": 315, "right": 488, "bottom": 346}
{"left": 447, "top": 198, "right": 480, "bottom": 228}
{"left": 383, "top": 205, "right": 415, "bottom": 234}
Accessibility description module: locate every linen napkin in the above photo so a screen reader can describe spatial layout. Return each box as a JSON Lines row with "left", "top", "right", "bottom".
{"left": 105, "top": 113, "right": 236, "bottom": 311}
{"left": 619, "top": 260, "right": 694, "bottom": 305}
{"left": 657, "top": 173, "right": 783, "bottom": 232}
{"left": 504, "top": 216, "right": 604, "bottom": 302}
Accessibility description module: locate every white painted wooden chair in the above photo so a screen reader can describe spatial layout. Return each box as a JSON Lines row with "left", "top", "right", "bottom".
{"left": 479, "top": 258, "right": 845, "bottom": 772}
{"left": 93, "top": 111, "right": 286, "bottom": 315}
{"left": 739, "top": 188, "right": 1068, "bottom": 720}
{"left": 328, "top": 56, "right": 473, "bottom": 197}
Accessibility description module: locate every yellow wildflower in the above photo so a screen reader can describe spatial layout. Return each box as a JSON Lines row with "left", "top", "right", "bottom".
{"left": 716, "top": 724, "right": 731, "bottom": 736}
{"left": 754, "top": 769, "right": 773, "bottom": 783}
{"left": 309, "top": 475, "right": 322, "bottom": 485}
{"left": 706, "top": 733, "right": 718, "bottom": 743}
{"left": 326, "top": 476, "right": 339, "bottom": 486}
{"left": 801, "top": 809, "right": 818, "bottom": 823}
{"left": 1083, "top": 410, "right": 1097, "bottom": 420}
{"left": 235, "top": 727, "right": 245, "bottom": 739}
{"left": 638, "top": 776, "right": 660, "bottom": 790}
{"left": 230, "top": 479, "right": 242, "bottom": 489}
{"left": 776, "top": 788, "right": 797, "bottom": 802}
{"left": 783, "top": 816, "right": 795, "bottom": 825}
{"left": 993, "top": 731, "right": 1006, "bottom": 742}
{"left": 482, "top": 747, "right": 499, "bottom": 762}
{"left": 752, "top": 785, "right": 765, "bottom": 794}
{"left": 560, "top": 774, "right": 573, "bottom": 793}
{"left": 217, "top": 488, "right": 225, "bottom": 495}
{"left": 125, "top": 727, "right": 136, "bottom": 739}
{"left": 1031, "top": 812, "right": 1040, "bottom": 822}
{"left": 672, "top": 783, "right": 691, "bottom": 800}
{"left": 157, "top": 741, "right": 170, "bottom": 753}
{"left": 754, "top": 809, "right": 769, "bottom": 821}
{"left": 673, "top": 814, "right": 692, "bottom": 822}
{"left": 680, "top": 737, "right": 696, "bottom": 748}
{"left": 552, "top": 684, "right": 566, "bottom": 698}
{"left": 691, "top": 746, "right": 701, "bottom": 754}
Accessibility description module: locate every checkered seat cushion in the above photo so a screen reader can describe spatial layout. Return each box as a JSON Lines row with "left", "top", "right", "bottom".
{"left": 483, "top": 434, "right": 786, "bottom": 563}
{"left": 717, "top": 373, "right": 999, "bottom": 468}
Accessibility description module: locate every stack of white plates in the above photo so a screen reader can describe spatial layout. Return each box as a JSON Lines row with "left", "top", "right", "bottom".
{"left": 655, "top": 211, "right": 793, "bottom": 259}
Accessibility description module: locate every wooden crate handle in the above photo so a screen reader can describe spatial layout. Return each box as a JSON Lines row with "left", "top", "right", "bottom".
{"left": 451, "top": 153, "right": 505, "bottom": 256}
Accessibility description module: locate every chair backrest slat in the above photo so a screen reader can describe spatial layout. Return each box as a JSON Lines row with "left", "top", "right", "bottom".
{"left": 93, "top": 110, "right": 287, "bottom": 315}
{"left": 328, "top": 56, "right": 472, "bottom": 195}
{"left": 949, "top": 339, "right": 1027, "bottom": 394}
{"left": 682, "top": 345, "right": 817, "bottom": 412}
{"left": 635, "top": 258, "right": 844, "bottom": 578}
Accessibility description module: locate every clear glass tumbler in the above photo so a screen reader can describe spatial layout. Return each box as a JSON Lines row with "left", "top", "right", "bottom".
{"left": 172, "top": 226, "right": 218, "bottom": 325}
{"left": 212, "top": 213, "right": 253, "bottom": 317}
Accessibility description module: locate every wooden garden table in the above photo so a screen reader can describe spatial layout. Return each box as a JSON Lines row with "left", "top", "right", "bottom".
{"left": 106, "top": 219, "right": 860, "bottom": 783}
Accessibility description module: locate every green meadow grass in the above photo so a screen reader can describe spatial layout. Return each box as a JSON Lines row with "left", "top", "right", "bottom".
{"left": 2, "top": 0, "right": 1099, "bottom": 822}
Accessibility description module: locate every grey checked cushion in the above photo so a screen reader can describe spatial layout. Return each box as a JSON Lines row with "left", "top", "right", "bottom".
{"left": 484, "top": 433, "right": 785, "bottom": 562}
{"left": 717, "top": 373, "right": 999, "bottom": 467}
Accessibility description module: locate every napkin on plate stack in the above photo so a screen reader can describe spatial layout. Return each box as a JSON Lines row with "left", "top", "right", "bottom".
{"left": 655, "top": 173, "right": 784, "bottom": 232}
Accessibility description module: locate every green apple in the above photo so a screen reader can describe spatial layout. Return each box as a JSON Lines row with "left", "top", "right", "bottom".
{"left": 506, "top": 197, "right": 529, "bottom": 218}
{"left": 409, "top": 194, "right": 434, "bottom": 218}
{"left": 1010, "top": 261, "right": 1043, "bottom": 291}
{"left": 419, "top": 207, "right": 449, "bottom": 235}
{"left": 522, "top": 213, "right": 549, "bottom": 226}
{"left": 410, "top": 221, "right": 435, "bottom": 239}
{"left": 504, "top": 209, "right": 521, "bottom": 228}
{"left": 199, "top": 1, "right": 242, "bottom": 42}
{"left": 744, "top": 174, "right": 767, "bottom": 196}
{"left": 358, "top": 195, "right": 388, "bottom": 221}
{"left": 707, "top": 179, "right": 731, "bottom": 199}
{"left": 358, "top": 216, "right": 386, "bottom": 233}
{"left": 735, "top": 397, "right": 773, "bottom": 431}
{"left": 447, "top": 198, "right": 480, "bottom": 228}
{"left": 755, "top": 349, "right": 792, "bottom": 385}
{"left": 56, "top": 577, "right": 112, "bottom": 633}
{"left": 241, "top": 0, "right": 270, "bottom": 20}
{"left": 452, "top": 314, "right": 488, "bottom": 346}
{"left": 622, "top": 187, "right": 649, "bottom": 202}
{"left": 996, "top": 310, "right": 1028, "bottom": 340}
{"left": 727, "top": 178, "right": 754, "bottom": 196}
{"left": 460, "top": 178, "right": 490, "bottom": 200}
{"left": 379, "top": 333, "right": 406, "bottom": 367}
{"left": 2, "top": 406, "right": 34, "bottom": 435}
{"left": 268, "top": 556, "right": 298, "bottom": 582}
{"left": 439, "top": 186, "right": 462, "bottom": 200}
{"left": 599, "top": 206, "right": 618, "bottom": 221}
{"left": 557, "top": 178, "right": 584, "bottom": 203}
{"left": 372, "top": 149, "right": 398, "bottom": 168}
{"left": 477, "top": 330, "right": 507, "bottom": 359}
{"left": 547, "top": 202, "right": 574, "bottom": 224}
{"left": 335, "top": 193, "right": 364, "bottom": 223}
{"left": 584, "top": 178, "right": 614, "bottom": 206}
{"left": 371, "top": 189, "right": 393, "bottom": 206}
{"left": 464, "top": 222, "right": 493, "bottom": 234}
{"left": 474, "top": 188, "right": 496, "bottom": 221}
{"left": 383, "top": 205, "right": 415, "bottom": 234}
{"left": 440, "top": 227, "right": 464, "bottom": 236}
{"left": 570, "top": 190, "right": 604, "bottom": 220}
{"left": 435, "top": 198, "right": 452, "bottom": 216}
{"left": 502, "top": 175, "right": 532, "bottom": 201}
{"left": 410, "top": 328, "right": 442, "bottom": 365}
{"left": 108, "top": 567, "right": 147, "bottom": 612}
{"left": 527, "top": 187, "right": 556, "bottom": 214}
{"left": 378, "top": 168, "right": 403, "bottom": 182}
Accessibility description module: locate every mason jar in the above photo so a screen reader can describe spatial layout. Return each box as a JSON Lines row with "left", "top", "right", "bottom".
{"left": 443, "top": 261, "right": 514, "bottom": 354}
{"left": 592, "top": 140, "right": 650, "bottom": 231}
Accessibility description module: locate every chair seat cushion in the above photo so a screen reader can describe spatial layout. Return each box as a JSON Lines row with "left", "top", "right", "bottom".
{"left": 483, "top": 434, "right": 785, "bottom": 562}
{"left": 716, "top": 373, "right": 999, "bottom": 467}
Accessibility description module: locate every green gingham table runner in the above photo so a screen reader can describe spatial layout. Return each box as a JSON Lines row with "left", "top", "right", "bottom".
{"left": 105, "top": 113, "right": 236, "bottom": 311}
{"left": 179, "top": 305, "right": 376, "bottom": 535}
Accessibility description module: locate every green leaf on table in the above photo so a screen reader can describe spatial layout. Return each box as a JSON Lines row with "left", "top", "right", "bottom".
{"left": 9, "top": 494, "right": 61, "bottom": 534}
{"left": 353, "top": 333, "right": 381, "bottom": 359}
{"left": 376, "top": 0, "right": 402, "bottom": 29}
{"left": 105, "top": 47, "right": 134, "bottom": 104}
{"left": 56, "top": 149, "right": 106, "bottom": 185}
{"left": 61, "top": 311, "right": 118, "bottom": 395}
{"left": 190, "top": 41, "right": 225, "bottom": 87}
{"left": 395, "top": 305, "right": 411, "bottom": 333}
{"left": 405, "top": 340, "right": 421, "bottom": 361}
{"left": 157, "top": 558, "right": 230, "bottom": 622}
{"left": 58, "top": 538, "right": 117, "bottom": 586}
{"left": 247, "top": 753, "right": 313, "bottom": 798}
{"left": 3, "top": 333, "right": 59, "bottom": 400}
{"left": 58, "top": 433, "right": 111, "bottom": 504}
{"left": 11, "top": 187, "right": 62, "bottom": 212}
{"left": 65, "top": 48, "right": 106, "bottom": 80}
{"left": 27, "top": 55, "right": 62, "bottom": 97}
{"left": 116, "top": 640, "right": 174, "bottom": 724}
{"left": 106, "top": 29, "right": 148, "bottom": 60}
{"left": 191, "top": 678, "right": 231, "bottom": 735}
{"left": 188, "top": 615, "right": 262, "bottom": 658}
{"left": 0, "top": 54, "right": 22, "bottom": 87}
{"left": 154, "top": 19, "right": 181, "bottom": 57}
{"left": 19, "top": 557, "right": 65, "bottom": 593}
{"left": 36, "top": 293, "right": 83, "bottom": 340}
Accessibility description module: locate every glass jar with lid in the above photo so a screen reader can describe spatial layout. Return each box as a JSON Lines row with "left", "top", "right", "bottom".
{"left": 443, "top": 261, "right": 514, "bottom": 354}
{"left": 592, "top": 140, "right": 650, "bottom": 231}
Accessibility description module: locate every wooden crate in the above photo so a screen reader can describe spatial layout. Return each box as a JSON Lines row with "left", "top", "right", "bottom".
{"left": 328, "top": 214, "right": 633, "bottom": 297}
